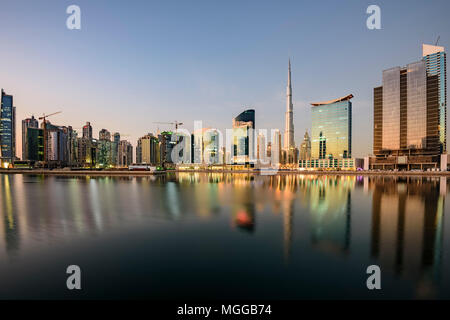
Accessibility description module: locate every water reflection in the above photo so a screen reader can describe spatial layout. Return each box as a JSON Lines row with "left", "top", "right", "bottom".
{"left": 370, "top": 176, "right": 446, "bottom": 298}
{"left": 0, "top": 173, "right": 448, "bottom": 298}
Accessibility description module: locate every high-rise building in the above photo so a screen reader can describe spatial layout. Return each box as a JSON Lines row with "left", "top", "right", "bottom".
{"left": 113, "top": 132, "right": 120, "bottom": 144}
{"left": 371, "top": 45, "right": 444, "bottom": 170}
{"left": 77, "top": 137, "right": 97, "bottom": 168}
{"left": 22, "top": 116, "right": 39, "bottom": 160}
{"left": 271, "top": 129, "right": 282, "bottom": 165}
{"left": 232, "top": 109, "right": 255, "bottom": 165}
{"left": 41, "top": 121, "right": 70, "bottom": 167}
{"left": 137, "top": 134, "right": 160, "bottom": 165}
{"left": 26, "top": 127, "right": 44, "bottom": 162}
{"left": 99, "top": 129, "right": 111, "bottom": 141}
{"left": 311, "top": 95, "right": 353, "bottom": 159}
{"left": 118, "top": 140, "right": 133, "bottom": 167}
{"left": 257, "top": 133, "right": 266, "bottom": 163}
{"left": 203, "top": 129, "right": 220, "bottom": 164}
{"left": 0, "top": 89, "right": 16, "bottom": 166}
{"left": 158, "top": 131, "right": 175, "bottom": 165}
{"left": 300, "top": 95, "right": 355, "bottom": 170}
{"left": 299, "top": 130, "right": 311, "bottom": 160}
{"left": 136, "top": 138, "right": 142, "bottom": 164}
{"left": 82, "top": 122, "right": 93, "bottom": 139}
{"left": 284, "top": 59, "right": 295, "bottom": 150}
{"left": 422, "top": 44, "right": 447, "bottom": 153}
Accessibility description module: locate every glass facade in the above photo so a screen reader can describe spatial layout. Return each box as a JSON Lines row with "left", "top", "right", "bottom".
{"left": 406, "top": 61, "right": 427, "bottom": 149}
{"left": 0, "top": 90, "right": 16, "bottom": 162}
{"left": 232, "top": 109, "right": 255, "bottom": 164}
{"left": 311, "top": 99, "right": 352, "bottom": 159}
{"left": 382, "top": 67, "right": 401, "bottom": 150}
{"left": 424, "top": 50, "right": 447, "bottom": 152}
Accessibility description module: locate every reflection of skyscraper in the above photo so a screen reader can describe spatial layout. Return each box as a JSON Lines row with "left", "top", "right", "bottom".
{"left": 370, "top": 177, "right": 445, "bottom": 297}
{"left": 232, "top": 184, "right": 255, "bottom": 232}
{"left": 0, "top": 175, "right": 20, "bottom": 253}
{"left": 307, "top": 176, "right": 353, "bottom": 255}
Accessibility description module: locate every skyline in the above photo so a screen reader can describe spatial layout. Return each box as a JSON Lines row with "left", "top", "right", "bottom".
{"left": 1, "top": 0, "right": 450, "bottom": 160}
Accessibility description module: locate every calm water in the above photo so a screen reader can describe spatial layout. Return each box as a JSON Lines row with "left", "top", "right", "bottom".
{"left": 0, "top": 173, "right": 449, "bottom": 300}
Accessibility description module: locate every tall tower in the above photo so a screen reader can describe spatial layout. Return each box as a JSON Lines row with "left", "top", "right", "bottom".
{"left": 284, "top": 59, "right": 295, "bottom": 150}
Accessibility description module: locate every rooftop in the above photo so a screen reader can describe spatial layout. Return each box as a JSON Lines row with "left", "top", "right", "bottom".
{"left": 310, "top": 94, "right": 354, "bottom": 106}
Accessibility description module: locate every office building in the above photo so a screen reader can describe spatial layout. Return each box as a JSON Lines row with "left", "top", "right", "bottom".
{"left": 22, "top": 116, "right": 39, "bottom": 160}
{"left": 0, "top": 89, "right": 16, "bottom": 166}
{"left": 271, "top": 129, "right": 282, "bottom": 165}
{"left": 117, "top": 140, "right": 133, "bottom": 167}
{"left": 371, "top": 44, "right": 445, "bottom": 170}
{"left": 26, "top": 127, "right": 44, "bottom": 162}
{"left": 99, "top": 129, "right": 111, "bottom": 141}
{"left": 137, "top": 133, "right": 160, "bottom": 165}
{"left": 423, "top": 44, "right": 447, "bottom": 153}
{"left": 232, "top": 109, "right": 255, "bottom": 165}
{"left": 299, "top": 130, "right": 311, "bottom": 160}
{"left": 83, "top": 122, "right": 93, "bottom": 139}
{"left": 300, "top": 94, "right": 354, "bottom": 170}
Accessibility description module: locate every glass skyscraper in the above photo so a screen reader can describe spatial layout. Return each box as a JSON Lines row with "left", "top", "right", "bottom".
{"left": 423, "top": 44, "right": 447, "bottom": 153}
{"left": 310, "top": 95, "right": 353, "bottom": 160}
{"left": 232, "top": 109, "right": 255, "bottom": 164}
{"left": 372, "top": 44, "right": 443, "bottom": 170}
{"left": 1, "top": 89, "right": 16, "bottom": 165}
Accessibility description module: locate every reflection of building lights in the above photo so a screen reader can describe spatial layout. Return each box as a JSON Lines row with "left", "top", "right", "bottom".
{"left": 236, "top": 210, "right": 252, "bottom": 226}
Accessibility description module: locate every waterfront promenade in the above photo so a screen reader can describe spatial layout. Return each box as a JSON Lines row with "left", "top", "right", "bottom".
{"left": 1, "top": 169, "right": 449, "bottom": 177}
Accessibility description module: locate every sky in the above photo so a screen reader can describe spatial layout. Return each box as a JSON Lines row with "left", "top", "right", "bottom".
{"left": 1, "top": 0, "right": 449, "bottom": 159}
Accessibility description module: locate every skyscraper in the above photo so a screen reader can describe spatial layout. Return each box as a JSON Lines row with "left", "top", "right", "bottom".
{"left": 371, "top": 45, "right": 443, "bottom": 170}
{"left": 137, "top": 133, "right": 160, "bottom": 165}
{"left": 99, "top": 129, "right": 111, "bottom": 141}
{"left": 271, "top": 129, "right": 282, "bottom": 165}
{"left": 300, "top": 94, "right": 355, "bottom": 170}
{"left": 422, "top": 44, "right": 447, "bottom": 153}
{"left": 22, "top": 115, "right": 39, "bottom": 160}
{"left": 0, "top": 89, "right": 16, "bottom": 166}
{"left": 232, "top": 109, "right": 255, "bottom": 164}
{"left": 299, "top": 130, "right": 311, "bottom": 161}
{"left": 311, "top": 95, "right": 353, "bottom": 159}
{"left": 284, "top": 59, "right": 295, "bottom": 150}
{"left": 83, "top": 122, "right": 93, "bottom": 139}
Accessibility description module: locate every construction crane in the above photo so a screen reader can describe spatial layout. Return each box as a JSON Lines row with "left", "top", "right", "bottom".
{"left": 435, "top": 36, "right": 440, "bottom": 46}
{"left": 38, "top": 111, "right": 62, "bottom": 167}
{"left": 153, "top": 121, "right": 184, "bottom": 133}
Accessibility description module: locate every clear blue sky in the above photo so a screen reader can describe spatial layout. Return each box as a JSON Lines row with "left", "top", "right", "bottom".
{"left": 1, "top": 0, "right": 449, "bottom": 158}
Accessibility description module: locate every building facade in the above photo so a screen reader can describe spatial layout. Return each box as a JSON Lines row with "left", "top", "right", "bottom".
{"left": 22, "top": 116, "right": 39, "bottom": 160}
{"left": 299, "top": 130, "right": 311, "bottom": 161}
{"left": 232, "top": 109, "right": 255, "bottom": 165}
{"left": 371, "top": 44, "right": 445, "bottom": 170}
{"left": 0, "top": 89, "right": 16, "bottom": 166}
{"left": 300, "top": 94, "right": 354, "bottom": 170}
{"left": 311, "top": 95, "right": 353, "bottom": 159}
{"left": 82, "top": 122, "right": 93, "bottom": 139}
